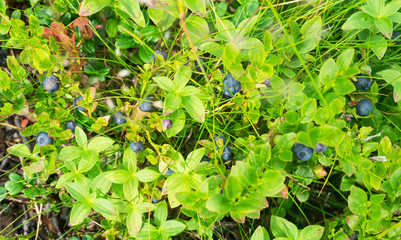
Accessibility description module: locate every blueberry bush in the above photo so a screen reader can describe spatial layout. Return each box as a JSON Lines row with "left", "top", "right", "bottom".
{"left": 1, "top": 0, "right": 401, "bottom": 239}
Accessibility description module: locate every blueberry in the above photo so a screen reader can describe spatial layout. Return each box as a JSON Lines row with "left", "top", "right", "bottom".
{"left": 130, "top": 140, "right": 145, "bottom": 153}
{"left": 152, "top": 50, "right": 168, "bottom": 62}
{"left": 113, "top": 112, "right": 127, "bottom": 125}
{"left": 165, "top": 169, "right": 174, "bottom": 175}
{"left": 314, "top": 143, "right": 328, "bottom": 153}
{"left": 214, "top": 135, "right": 226, "bottom": 147}
{"left": 162, "top": 119, "right": 173, "bottom": 130}
{"left": 263, "top": 78, "right": 271, "bottom": 87}
{"left": 195, "top": 58, "right": 206, "bottom": 72}
{"left": 201, "top": 156, "right": 210, "bottom": 162}
{"left": 65, "top": 121, "right": 76, "bottom": 132}
{"left": 221, "top": 146, "right": 234, "bottom": 161}
{"left": 36, "top": 132, "right": 54, "bottom": 147}
{"left": 140, "top": 97, "right": 154, "bottom": 112}
{"left": 73, "top": 96, "right": 86, "bottom": 111}
{"left": 293, "top": 143, "right": 313, "bottom": 161}
{"left": 43, "top": 75, "right": 60, "bottom": 93}
{"left": 392, "top": 31, "right": 401, "bottom": 44}
{"left": 356, "top": 99, "right": 373, "bottom": 117}
{"left": 223, "top": 73, "right": 241, "bottom": 98}
{"left": 355, "top": 75, "right": 372, "bottom": 91}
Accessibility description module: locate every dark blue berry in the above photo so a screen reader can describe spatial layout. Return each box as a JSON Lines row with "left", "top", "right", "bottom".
{"left": 293, "top": 143, "right": 313, "bottom": 161}
{"left": 392, "top": 31, "right": 401, "bottom": 44}
{"left": 165, "top": 169, "right": 174, "bottom": 175}
{"left": 221, "top": 146, "right": 234, "bottom": 161}
{"left": 162, "top": 119, "right": 173, "bottom": 129}
{"left": 201, "top": 156, "right": 210, "bottom": 162}
{"left": 314, "top": 143, "right": 328, "bottom": 153}
{"left": 113, "top": 112, "right": 127, "bottom": 125}
{"left": 43, "top": 75, "right": 60, "bottom": 93}
{"left": 223, "top": 73, "right": 241, "bottom": 98}
{"left": 152, "top": 50, "right": 168, "bottom": 62}
{"left": 140, "top": 97, "right": 154, "bottom": 112}
{"left": 65, "top": 121, "right": 76, "bottom": 132}
{"left": 130, "top": 140, "right": 144, "bottom": 153}
{"left": 214, "top": 135, "right": 226, "bottom": 147}
{"left": 356, "top": 99, "right": 373, "bottom": 117}
{"left": 73, "top": 96, "right": 86, "bottom": 111}
{"left": 355, "top": 75, "right": 372, "bottom": 91}
{"left": 36, "top": 132, "right": 54, "bottom": 147}
{"left": 263, "top": 78, "right": 271, "bottom": 87}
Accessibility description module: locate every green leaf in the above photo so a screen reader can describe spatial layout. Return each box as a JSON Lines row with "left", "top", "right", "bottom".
{"left": 236, "top": 161, "right": 258, "bottom": 185}
{"left": 65, "top": 182, "right": 89, "bottom": 201}
{"left": 153, "top": 77, "right": 175, "bottom": 92}
{"left": 106, "top": 170, "right": 131, "bottom": 184}
{"left": 181, "top": 95, "right": 205, "bottom": 122}
{"left": 174, "top": 65, "right": 192, "bottom": 90}
{"left": 186, "top": 148, "right": 205, "bottom": 171}
{"left": 160, "top": 220, "right": 186, "bottom": 236}
{"left": 127, "top": 210, "right": 142, "bottom": 237}
{"left": 148, "top": 8, "right": 176, "bottom": 32}
{"left": 5, "top": 182, "right": 24, "bottom": 195}
{"left": 264, "top": 31, "right": 273, "bottom": 54}
{"left": 58, "top": 146, "right": 82, "bottom": 161}
{"left": 93, "top": 198, "right": 118, "bottom": 220}
{"left": 136, "top": 169, "right": 161, "bottom": 182}
{"left": 7, "top": 144, "right": 31, "bottom": 157}
{"left": 0, "top": 186, "right": 7, "bottom": 202}
{"left": 22, "top": 159, "right": 44, "bottom": 174}
{"left": 33, "top": 48, "right": 51, "bottom": 74}
{"left": 216, "top": 19, "right": 236, "bottom": 41}
{"left": 299, "top": 225, "right": 324, "bottom": 240}
{"left": 258, "top": 170, "right": 285, "bottom": 197}
{"left": 124, "top": 178, "right": 139, "bottom": 201}
{"left": 106, "top": 19, "right": 118, "bottom": 38}
{"left": 270, "top": 215, "right": 299, "bottom": 239}
{"left": 154, "top": 201, "right": 168, "bottom": 226}
{"left": 334, "top": 77, "right": 355, "bottom": 95}
{"left": 56, "top": 172, "right": 75, "bottom": 189}
{"left": 123, "top": 147, "right": 137, "bottom": 174}
{"left": 206, "top": 193, "right": 232, "bottom": 214}
{"left": 166, "top": 109, "right": 186, "bottom": 138}
{"left": 369, "top": 35, "right": 387, "bottom": 60}
{"left": 70, "top": 201, "right": 92, "bottom": 226}
{"left": 374, "top": 17, "right": 392, "bottom": 39}
{"left": 319, "top": 58, "right": 337, "bottom": 87}
{"left": 87, "top": 137, "right": 115, "bottom": 153}
{"left": 367, "top": 0, "right": 384, "bottom": 15}
{"left": 348, "top": 186, "right": 368, "bottom": 216}
{"left": 251, "top": 226, "right": 270, "bottom": 240}
{"left": 118, "top": 0, "right": 145, "bottom": 28}
{"left": 184, "top": 0, "right": 206, "bottom": 16}
{"left": 79, "top": 0, "right": 112, "bottom": 16}
{"left": 342, "top": 12, "right": 374, "bottom": 30}
{"left": 300, "top": 16, "right": 322, "bottom": 39}
{"left": 164, "top": 93, "right": 182, "bottom": 114}
{"left": 75, "top": 127, "right": 87, "bottom": 149}
{"left": 222, "top": 43, "right": 245, "bottom": 77}
{"left": 181, "top": 15, "right": 209, "bottom": 45}
{"left": 91, "top": 172, "right": 112, "bottom": 194}
{"left": 336, "top": 48, "right": 354, "bottom": 72}
{"left": 381, "top": 0, "right": 401, "bottom": 17}
{"left": 78, "top": 149, "right": 99, "bottom": 173}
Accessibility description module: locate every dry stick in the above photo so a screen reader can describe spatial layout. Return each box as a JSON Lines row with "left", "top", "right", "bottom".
{"left": 177, "top": 0, "right": 214, "bottom": 97}
{"left": 51, "top": 215, "right": 64, "bottom": 240}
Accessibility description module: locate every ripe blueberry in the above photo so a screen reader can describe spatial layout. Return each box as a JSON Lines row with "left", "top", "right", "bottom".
{"left": 392, "top": 31, "right": 401, "bottom": 44}
{"left": 130, "top": 140, "right": 144, "bottom": 153}
{"left": 43, "top": 75, "right": 60, "bottom": 93}
{"left": 214, "top": 135, "right": 226, "bottom": 147}
{"left": 140, "top": 97, "right": 154, "bottom": 112}
{"left": 263, "top": 78, "right": 272, "bottom": 87}
{"left": 165, "top": 169, "right": 174, "bottom": 175}
{"left": 152, "top": 50, "right": 168, "bottom": 62}
{"left": 73, "top": 96, "right": 86, "bottom": 111}
{"left": 113, "top": 112, "right": 127, "bottom": 125}
{"left": 162, "top": 119, "right": 173, "bottom": 130}
{"left": 223, "top": 73, "right": 241, "bottom": 98}
{"left": 293, "top": 143, "right": 313, "bottom": 161}
{"left": 36, "top": 132, "right": 54, "bottom": 147}
{"left": 356, "top": 99, "right": 373, "bottom": 117}
{"left": 221, "top": 146, "right": 234, "bottom": 161}
{"left": 314, "top": 143, "right": 328, "bottom": 153}
{"left": 355, "top": 75, "right": 372, "bottom": 91}
{"left": 65, "top": 121, "right": 76, "bottom": 132}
